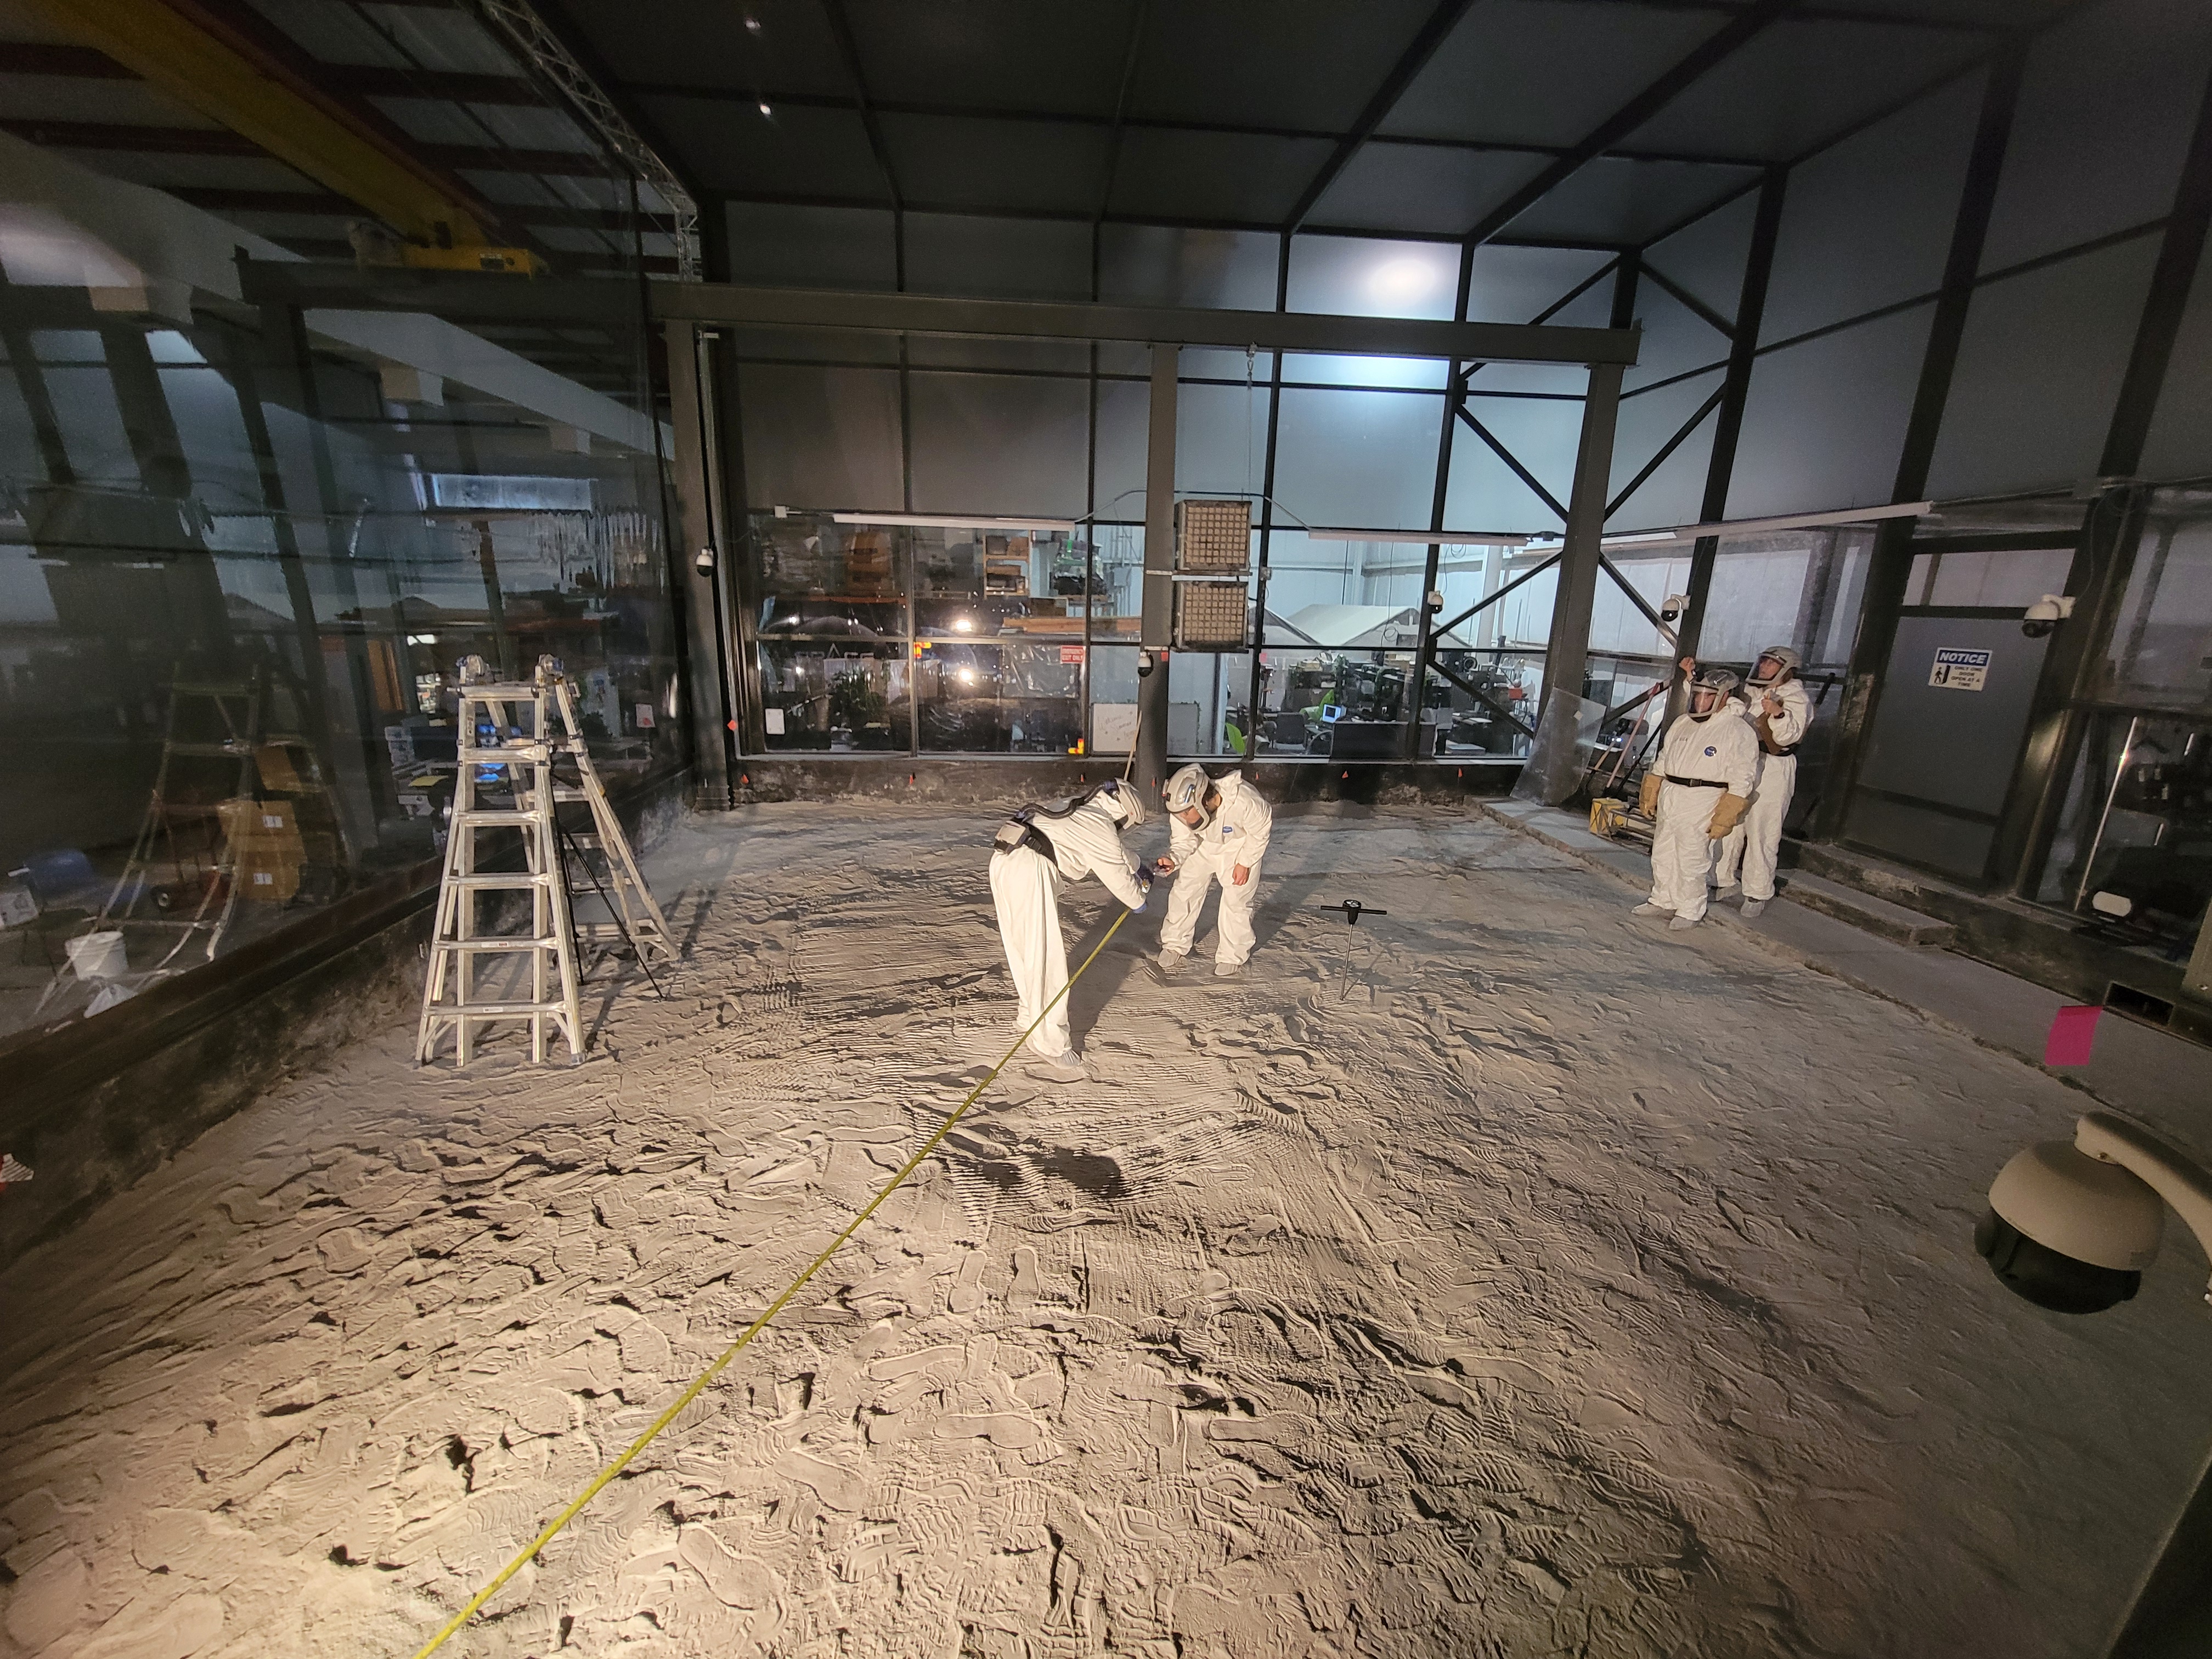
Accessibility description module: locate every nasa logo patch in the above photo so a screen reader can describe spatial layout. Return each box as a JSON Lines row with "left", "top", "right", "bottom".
{"left": 1703, "top": 746, "right": 1717, "bottom": 756}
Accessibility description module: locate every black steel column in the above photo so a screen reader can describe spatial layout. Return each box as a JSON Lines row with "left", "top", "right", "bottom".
{"left": 1243, "top": 233, "right": 1291, "bottom": 761}
{"left": 1137, "top": 347, "right": 1178, "bottom": 797}
{"left": 1671, "top": 165, "right": 1787, "bottom": 710}
{"left": 663, "top": 319, "right": 734, "bottom": 805}
{"left": 1993, "top": 57, "right": 2212, "bottom": 893}
{"left": 1813, "top": 41, "right": 2028, "bottom": 842}
{"left": 700, "top": 202, "right": 768, "bottom": 760}
{"left": 1405, "top": 241, "right": 1478, "bottom": 760}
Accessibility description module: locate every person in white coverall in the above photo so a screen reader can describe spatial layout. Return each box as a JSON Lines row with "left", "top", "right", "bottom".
{"left": 1154, "top": 763, "right": 1273, "bottom": 980}
{"left": 1712, "top": 645, "right": 1812, "bottom": 917}
{"left": 988, "top": 778, "right": 1164, "bottom": 1084}
{"left": 1633, "top": 663, "right": 1757, "bottom": 930}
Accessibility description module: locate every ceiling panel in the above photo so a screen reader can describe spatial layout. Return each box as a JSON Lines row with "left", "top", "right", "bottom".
{"left": 1127, "top": 0, "right": 1440, "bottom": 134}
{"left": 1382, "top": 0, "right": 1724, "bottom": 150}
{"left": 1500, "top": 157, "right": 1745, "bottom": 246}
{"left": 1621, "top": 16, "right": 1987, "bottom": 163}
{"left": 848, "top": 0, "right": 1137, "bottom": 116}
{"left": 877, "top": 114, "right": 1110, "bottom": 215}
{"left": 639, "top": 97, "right": 883, "bottom": 199}
{"left": 1309, "top": 145, "right": 1548, "bottom": 236}
{"left": 1108, "top": 129, "right": 1334, "bottom": 227}
{"left": 549, "top": 0, "right": 850, "bottom": 98}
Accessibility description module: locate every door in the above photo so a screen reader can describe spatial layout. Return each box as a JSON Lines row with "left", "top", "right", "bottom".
{"left": 1843, "top": 611, "right": 2050, "bottom": 882}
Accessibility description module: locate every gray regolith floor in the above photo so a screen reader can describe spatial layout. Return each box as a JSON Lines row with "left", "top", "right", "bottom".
{"left": 1, "top": 801, "right": 2207, "bottom": 1659}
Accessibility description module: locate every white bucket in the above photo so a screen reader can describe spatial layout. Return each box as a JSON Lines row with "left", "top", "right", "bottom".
{"left": 65, "top": 930, "right": 128, "bottom": 981}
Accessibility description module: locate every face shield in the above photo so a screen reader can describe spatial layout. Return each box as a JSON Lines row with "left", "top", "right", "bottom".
{"left": 1748, "top": 646, "right": 1801, "bottom": 689}
{"left": 1689, "top": 668, "right": 1741, "bottom": 719}
{"left": 1164, "top": 763, "right": 1215, "bottom": 828}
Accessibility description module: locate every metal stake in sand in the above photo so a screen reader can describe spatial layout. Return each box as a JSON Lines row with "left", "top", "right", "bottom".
{"left": 405, "top": 907, "right": 1133, "bottom": 1658}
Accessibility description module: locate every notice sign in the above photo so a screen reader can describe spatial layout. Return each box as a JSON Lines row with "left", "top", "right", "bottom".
{"left": 1929, "top": 647, "right": 1991, "bottom": 691}
{"left": 1059, "top": 645, "right": 1086, "bottom": 665}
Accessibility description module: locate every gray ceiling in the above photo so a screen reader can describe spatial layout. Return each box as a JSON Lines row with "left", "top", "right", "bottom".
{"left": 546, "top": 0, "right": 2064, "bottom": 250}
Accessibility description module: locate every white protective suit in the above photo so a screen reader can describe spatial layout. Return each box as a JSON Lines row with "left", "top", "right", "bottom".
{"left": 989, "top": 794, "right": 1150, "bottom": 1060}
{"left": 1713, "top": 676, "right": 1812, "bottom": 902}
{"left": 1161, "top": 771, "right": 1274, "bottom": 967}
{"left": 1646, "top": 707, "right": 1758, "bottom": 921}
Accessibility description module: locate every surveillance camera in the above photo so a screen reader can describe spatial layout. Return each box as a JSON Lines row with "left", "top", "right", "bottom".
{"left": 2022, "top": 593, "right": 2075, "bottom": 639}
{"left": 1976, "top": 1139, "right": 2163, "bottom": 1313}
{"left": 1660, "top": 592, "right": 1689, "bottom": 623}
{"left": 695, "top": 546, "right": 716, "bottom": 575}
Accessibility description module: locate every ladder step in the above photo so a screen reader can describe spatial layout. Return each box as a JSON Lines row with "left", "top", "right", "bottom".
{"left": 422, "top": 1002, "right": 575, "bottom": 1019}
{"left": 432, "top": 935, "right": 566, "bottom": 951}
{"left": 448, "top": 873, "right": 560, "bottom": 889}
{"left": 452, "top": 809, "right": 541, "bottom": 826}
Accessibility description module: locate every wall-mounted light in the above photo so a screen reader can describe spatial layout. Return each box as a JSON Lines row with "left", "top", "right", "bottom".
{"left": 758, "top": 102, "right": 772, "bottom": 117}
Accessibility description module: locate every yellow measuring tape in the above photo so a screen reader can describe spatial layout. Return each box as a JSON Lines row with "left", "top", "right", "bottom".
{"left": 408, "top": 905, "right": 1132, "bottom": 1657}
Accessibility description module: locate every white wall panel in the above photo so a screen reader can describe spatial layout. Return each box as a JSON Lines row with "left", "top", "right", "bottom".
{"left": 908, "top": 371, "right": 1089, "bottom": 517}
{"left": 1643, "top": 187, "right": 1755, "bottom": 320}
{"left": 737, "top": 364, "right": 903, "bottom": 511}
{"left": 723, "top": 202, "right": 899, "bottom": 291}
{"left": 904, "top": 213, "right": 1093, "bottom": 301}
{"left": 1273, "top": 388, "right": 1444, "bottom": 529}
{"left": 1926, "top": 237, "right": 2159, "bottom": 499}
{"left": 1607, "top": 369, "right": 1723, "bottom": 531}
{"left": 1442, "top": 396, "right": 1583, "bottom": 532}
{"left": 1728, "top": 303, "right": 1933, "bottom": 517}
{"left": 1759, "top": 77, "right": 1980, "bottom": 345}
{"left": 1979, "top": 0, "right": 2212, "bottom": 274}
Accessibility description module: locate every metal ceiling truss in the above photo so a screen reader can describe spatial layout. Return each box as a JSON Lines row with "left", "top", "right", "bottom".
{"left": 474, "top": 0, "right": 700, "bottom": 279}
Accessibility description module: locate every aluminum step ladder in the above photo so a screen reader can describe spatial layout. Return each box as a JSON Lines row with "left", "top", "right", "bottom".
{"left": 414, "top": 656, "right": 668, "bottom": 1067}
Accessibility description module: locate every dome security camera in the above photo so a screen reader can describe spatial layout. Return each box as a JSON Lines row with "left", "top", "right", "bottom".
{"left": 1977, "top": 1113, "right": 2212, "bottom": 1315}
{"left": 2022, "top": 592, "right": 2075, "bottom": 639}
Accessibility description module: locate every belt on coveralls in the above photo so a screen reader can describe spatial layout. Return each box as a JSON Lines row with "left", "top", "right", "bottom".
{"left": 1661, "top": 774, "right": 1729, "bottom": 788}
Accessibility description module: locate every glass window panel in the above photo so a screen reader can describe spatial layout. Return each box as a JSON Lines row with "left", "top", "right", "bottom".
{"left": 1426, "top": 647, "right": 1539, "bottom": 758}
{"left": 759, "top": 642, "right": 911, "bottom": 752}
{"left": 1249, "top": 646, "right": 1419, "bottom": 758}
{"left": 1085, "top": 525, "right": 1146, "bottom": 631}
{"left": 3, "top": 257, "right": 681, "bottom": 1040}
{"left": 916, "top": 640, "right": 1082, "bottom": 753}
{"left": 2105, "top": 499, "right": 2212, "bottom": 706}
{"left": 910, "top": 526, "right": 1085, "bottom": 631}
{"left": 1087, "top": 642, "right": 1141, "bottom": 754}
{"left": 1167, "top": 650, "right": 1254, "bottom": 758}
{"left": 2032, "top": 712, "right": 2210, "bottom": 953}
{"left": 1920, "top": 546, "right": 2076, "bottom": 610}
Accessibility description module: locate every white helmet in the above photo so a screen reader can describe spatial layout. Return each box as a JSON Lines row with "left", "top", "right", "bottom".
{"left": 1748, "top": 645, "right": 1801, "bottom": 688}
{"left": 1690, "top": 666, "right": 1740, "bottom": 718}
{"left": 1093, "top": 777, "right": 1147, "bottom": 827}
{"left": 1164, "top": 763, "right": 1214, "bottom": 819}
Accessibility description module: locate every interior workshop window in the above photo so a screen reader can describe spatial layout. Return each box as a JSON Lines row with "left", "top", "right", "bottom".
{"left": 749, "top": 510, "right": 912, "bottom": 752}
{"left": 911, "top": 526, "right": 1084, "bottom": 754}
{"left": 0, "top": 275, "right": 678, "bottom": 1042}
{"left": 2031, "top": 488, "right": 2212, "bottom": 952}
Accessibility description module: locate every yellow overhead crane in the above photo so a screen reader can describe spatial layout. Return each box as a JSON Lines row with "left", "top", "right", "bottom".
{"left": 30, "top": 0, "right": 540, "bottom": 274}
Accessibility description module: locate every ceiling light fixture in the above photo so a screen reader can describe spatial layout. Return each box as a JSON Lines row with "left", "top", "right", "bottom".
{"left": 758, "top": 101, "right": 772, "bottom": 116}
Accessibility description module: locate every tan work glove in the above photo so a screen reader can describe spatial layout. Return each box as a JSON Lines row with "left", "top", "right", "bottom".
{"left": 1637, "top": 771, "right": 1662, "bottom": 817}
{"left": 1707, "top": 792, "right": 1751, "bottom": 837}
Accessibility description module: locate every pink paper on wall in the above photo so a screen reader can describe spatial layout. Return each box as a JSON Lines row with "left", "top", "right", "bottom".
{"left": 2045, "top": 1004, "right": 2103, "bottom": 1067}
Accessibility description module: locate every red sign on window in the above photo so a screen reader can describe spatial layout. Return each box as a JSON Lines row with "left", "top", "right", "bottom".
{"left": 1059, "top": 645, "right": 1086, "bottom": 664}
